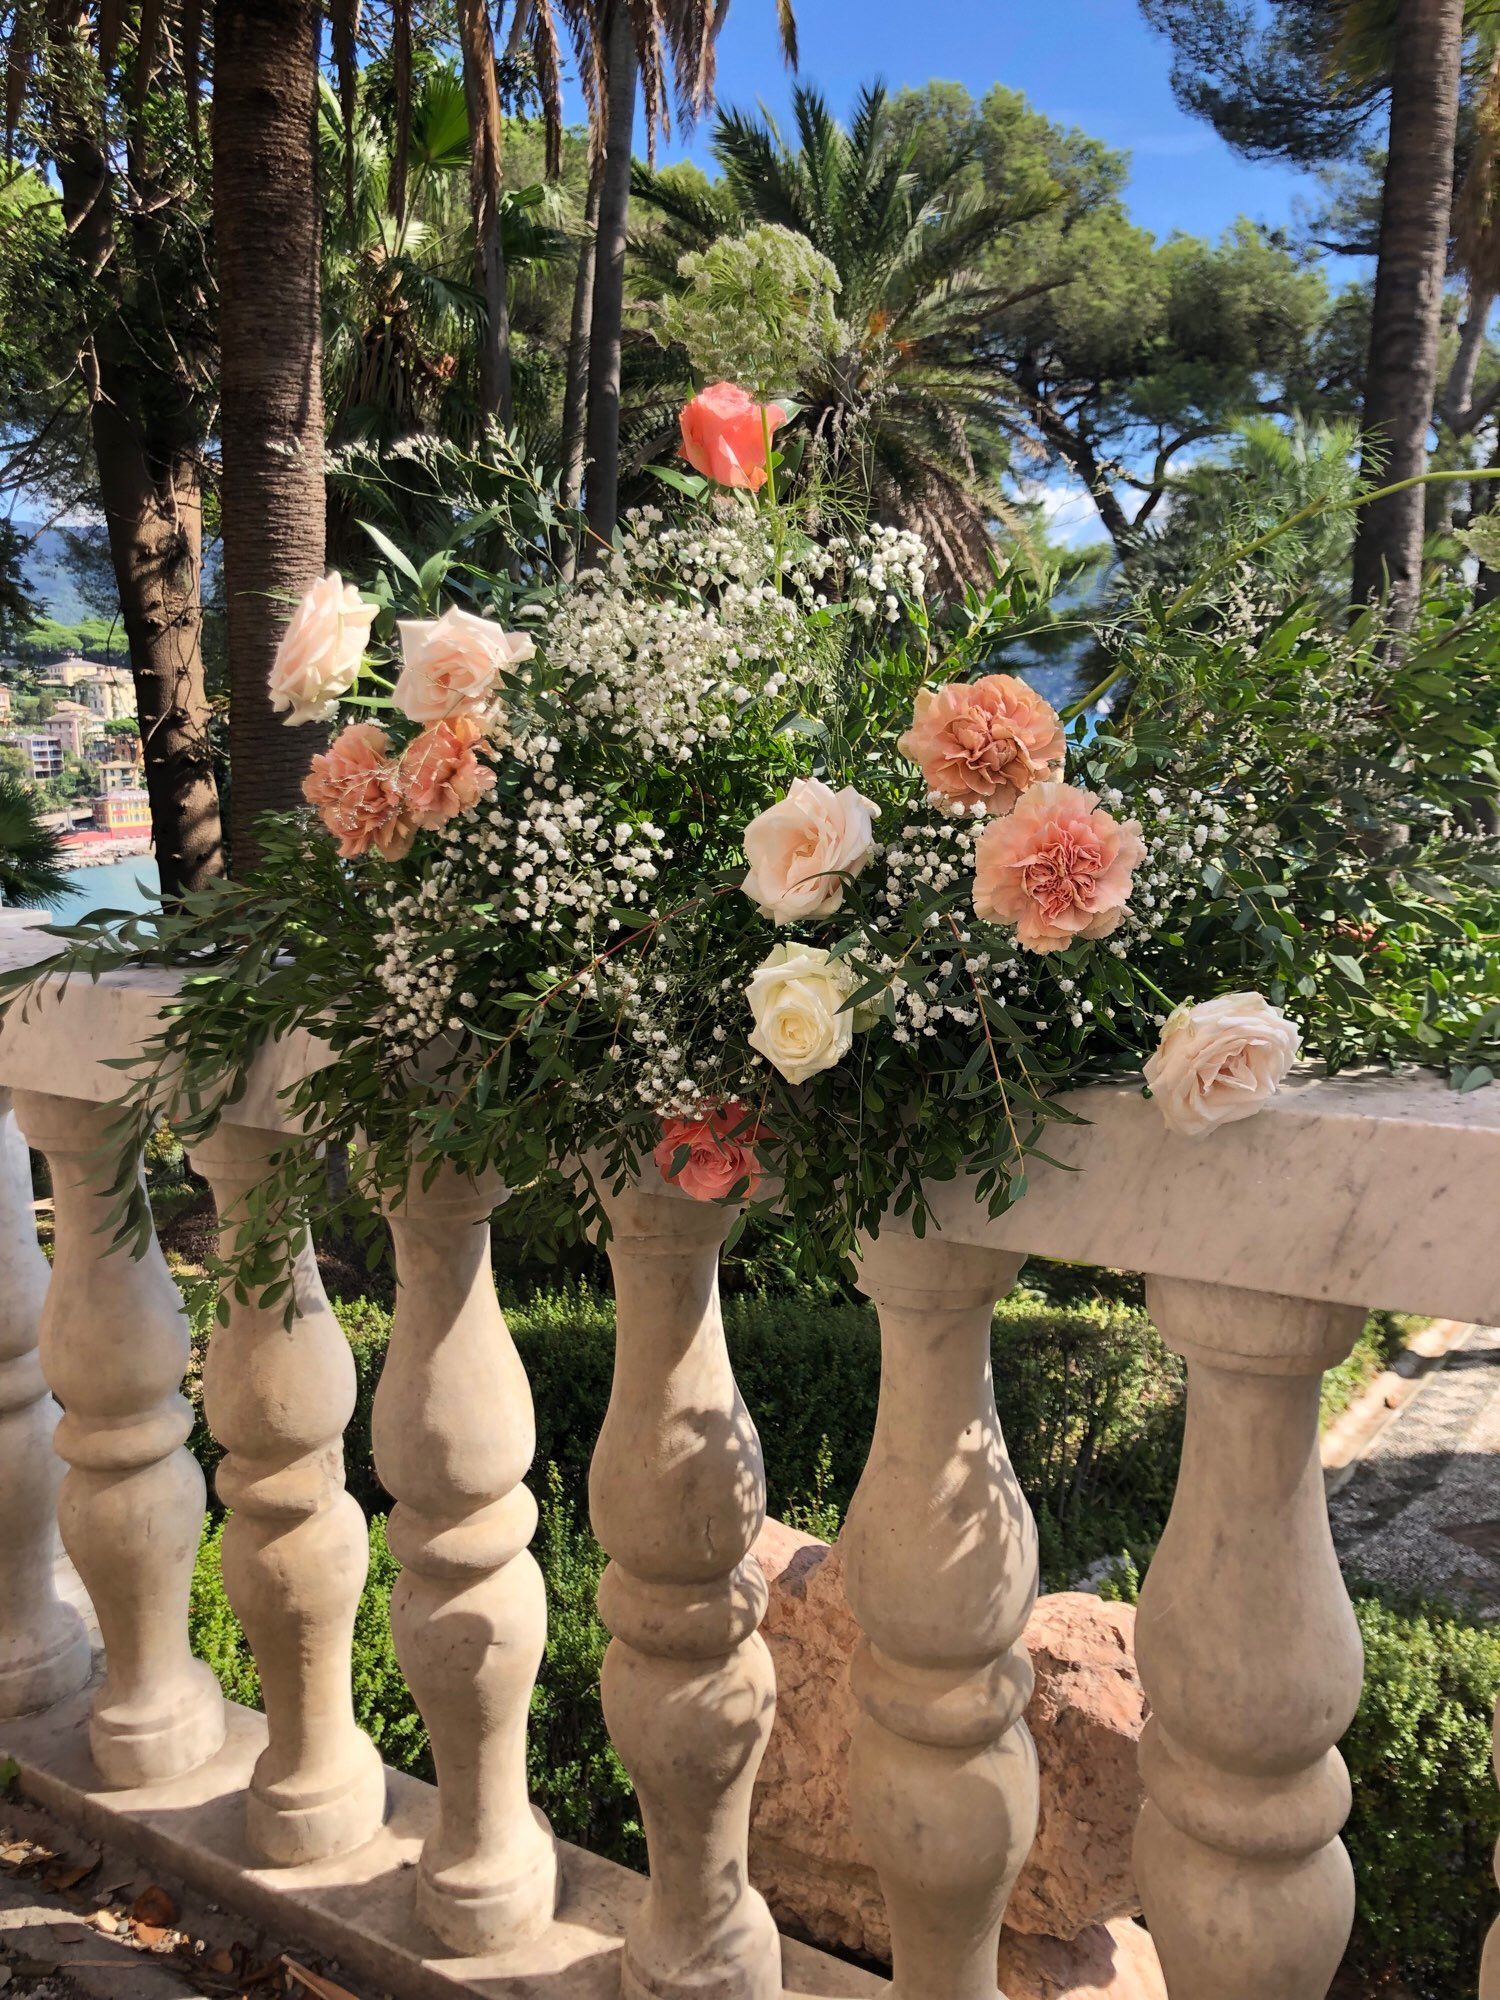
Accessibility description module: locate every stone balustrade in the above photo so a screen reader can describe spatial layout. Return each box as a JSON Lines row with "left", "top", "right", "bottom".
{"left": 0, "top": 916, "right": 1496, "bottom": 2000}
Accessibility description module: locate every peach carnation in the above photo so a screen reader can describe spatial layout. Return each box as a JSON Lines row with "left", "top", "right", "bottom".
{"left": 394, "top": 606, "right": 532, "bottom": 725}
{"left": 269, "top": 573, "right": 377, "bottom": 724}
{"left": 973, "top": 780, "right": 1145, "bottom": 953}
{"left": 398, "top": 714, "right": 497, "bottom": 830}
{"left": 302, "top": 722, "right": 414, "bottom": 861}
{"left": 898, "top": 674, "right": 1065, "bottom": 814}
{"left": 679, "top": 382, "right": 787, "bottom": 491}
{"left": 654, "top": 1102, "right": 769, "bottom": 1202}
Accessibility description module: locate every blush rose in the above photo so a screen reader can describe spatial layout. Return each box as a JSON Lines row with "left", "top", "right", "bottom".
{"left": 1144, "top": 993, "right": 1302, "bottom": 1139}
{"left": 741, "top": 776, "right": 879, "bottom": 923}
{"left": 302, "top": 722, "right": 414, "bottom": 861}
{"left": 680, "top": 382, "right": 788, "bottom": 491}
{"left": 394, "top": 606, "right": 533, "bottom": 725}
{"left": 973, "top": 781, "right": 1146, "bottom": 953}
{"left": 898, "top": 674, "right": 1065, "bottom": 814}
{"left": 269, "top": 573, "right": 377, "bottom": 725}
{"left": 653, "top": 1102, "right": 769, "bottom": 1201}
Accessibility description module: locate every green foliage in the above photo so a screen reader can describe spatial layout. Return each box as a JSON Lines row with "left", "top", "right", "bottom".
{"left": 233, "top": 1282, "right": 1184, "bottom": 1590}
{"left": 527, "top": 1465, "right": 642, "bottom": 1865}
{"left": 0, "top": 772, "right": 68, "bottom": 909}
{"left": 656, "top": 224, "right": 843, "bottom": 398}
{"left": 1342, "top": 1588, "right": 1500, "bottom": 1998}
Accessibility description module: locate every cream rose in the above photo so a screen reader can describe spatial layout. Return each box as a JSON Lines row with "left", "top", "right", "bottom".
{"left": 1143, "top": 992, "right": 1302, "bottom": 1139}
{"left": 746, "top": 942, "right": 859, "bottom": 1085}
{"left": 268, "top": 573, "right": 377, "bottom": 724}
{"left": 741, "top": 776, "right": 879, "bottom": 923}
{"left": 394, "top": 607, "right": 534, "bottom": 725}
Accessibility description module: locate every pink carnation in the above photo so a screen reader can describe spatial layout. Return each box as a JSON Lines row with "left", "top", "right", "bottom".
{"left": 898, "top": 674, "right": 1065, "bottom": 814}
{"left": 679, "top": 382, "right": 787, "bottom": 491}
{"left": 303, "top": 722, "right": 415, "bottom": 862}
{"left": 653, "top": 1102, "right": 769, "bottom": 1202}
{"left": 973, "top": 781, "right": 1145, "bottom": 953}
{"left": 398, "top": 715, "right": 497, "bottom": 830}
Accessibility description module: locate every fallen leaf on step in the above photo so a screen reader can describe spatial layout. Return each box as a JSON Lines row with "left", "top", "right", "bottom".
{"left": 44, "top": 1856, "right": 100, "bottom": 1892}
{"left": 281, "top": 1957, "right": 362, "bottom": 2000}
{"left": 129, "top": 1883, "right": 178, "bottom": 1928}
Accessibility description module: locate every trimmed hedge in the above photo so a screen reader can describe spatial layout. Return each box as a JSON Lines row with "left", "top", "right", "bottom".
{"left": 189, "top": 1282, "right": 1182, "bottom": 1588}
{"left": 1342, "top": 1589, "right": 1500, "bottom": 1999}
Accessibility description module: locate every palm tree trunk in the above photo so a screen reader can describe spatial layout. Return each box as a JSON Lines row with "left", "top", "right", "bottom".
{"left": 49, "top": 62, "right": 222, "bottom": 900}
{"left": 1351, "top": 0, "right": 1465, "bottom": 627}
{"left": 561, "top": 157, "right": 603, "bottom": 516}
{"left": 584, "top": 0, "right": 638, "bottom": 550}
{"left": 213, "top": 0, "right": 328, "bottom": 869}
{"left": 457, "top": 0, "right": 513, "bottom": 428}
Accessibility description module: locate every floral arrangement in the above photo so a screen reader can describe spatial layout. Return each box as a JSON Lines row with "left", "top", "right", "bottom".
{"left": 11, "top": 382, "right": 1496, "bottom": 1290}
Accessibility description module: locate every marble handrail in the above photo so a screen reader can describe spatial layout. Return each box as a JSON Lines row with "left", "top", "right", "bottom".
{"left": 4, "top": 915, "right": 1500, "bottom": 2000}
{"left": 3, "top": 917, "right": 1495, "bottom": 1322}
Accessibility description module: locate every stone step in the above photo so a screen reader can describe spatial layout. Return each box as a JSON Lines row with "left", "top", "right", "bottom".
{"left": 2, "top": 1686, "right": 886, "bottom": 2000}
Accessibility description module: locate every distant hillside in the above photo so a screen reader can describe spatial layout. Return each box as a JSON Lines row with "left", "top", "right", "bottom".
{"left": 13, "top": 522, "right": 221, "bottom": 641}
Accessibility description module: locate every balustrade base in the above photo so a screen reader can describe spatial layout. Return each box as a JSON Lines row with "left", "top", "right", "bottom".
{"left": 1, "top": 1683, "right": 885, "bottom": 2000}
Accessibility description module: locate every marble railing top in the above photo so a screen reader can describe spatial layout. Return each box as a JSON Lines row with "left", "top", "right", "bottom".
{"left": 1, "top": 913, "right": 1495, "bottom": 1323}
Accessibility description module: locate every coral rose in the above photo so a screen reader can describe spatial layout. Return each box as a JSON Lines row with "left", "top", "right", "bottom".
{"left": 1144, "top": 993, "right": 1302, "bottom": 1139}
{"left": 394, "top": 606, "right": 532, "bottom": 725}
{"left": 398, "top": 715, "right": 497, "bottom": 830}
{"left": 653, "top": 1101, "right": 768, "bottom": 1201}
{"left": 973, "top": 781, "right": 1145, "bottom": 953}
{"left": 741, "top": 776, "right": 879, "bottom": 923}
{"left": 269, "top": 573, "right": 377, "bottom": 725}
{"left": 898, "top": 674, "right": 1065, "bottom": 814}
{"left": 679, "top": 382, "right": 788, "bottom": 491}
{"left": 302, "top": 722, "right": 414, "bottom": 861}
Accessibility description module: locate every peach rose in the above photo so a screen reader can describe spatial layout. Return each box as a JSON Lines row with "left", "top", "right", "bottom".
{"left": 898, "top": 674, "right": 1065, "bottom": 814}
{"left": 302, "top": 722, "right": 414, "bottom": 861}
{"left": 269, "top": 573, "right": 377, "bottom": 724}
{"left": 393, "top": 606, "right": 532, "bottom": 725}
{"left": 741, "top": 776, "right": 879, "bottom": 923}
{"left": 1144, "top": 993, "right": 1302, "bottom": 1139}
{"left": 398, "top": 714, "right": 497, "bottom": 829}
{"left": 653, "top": 1101, "right": 769, "bottom": 1201}
{"left": 679, "top": 382, "right": 788, "bottom": 491}
{"left": 973, "top": 781, "right": 1145, "bottom": 953}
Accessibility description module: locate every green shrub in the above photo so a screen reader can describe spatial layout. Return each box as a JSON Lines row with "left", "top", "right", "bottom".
{"left": 1342, "top": 1588, "right": 1500, "bottom": 1999}
{"left": 306, "top": 1286, "right": 1180, "bottom": 1586}
{"left": 185, "top": 1464, "right": 642, "bottom": 1867}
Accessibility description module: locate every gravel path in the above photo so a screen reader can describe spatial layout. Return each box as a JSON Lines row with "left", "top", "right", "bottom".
{"left": 1330, "top": 1324, "right": 1500, "bottom": 1617}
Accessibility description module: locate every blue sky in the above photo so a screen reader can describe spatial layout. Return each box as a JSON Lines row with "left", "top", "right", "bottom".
{"left": 623, "top": 0, "right": 1338, "bottom": 547}
{"left": 655, "top": 0, "right": 1327, "bottom": 248}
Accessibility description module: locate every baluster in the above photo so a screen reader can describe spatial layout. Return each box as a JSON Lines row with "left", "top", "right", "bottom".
{"left": 590, "top": 1178, "right": 780, "bottom": 2000}
{"left": 843, "top": 1228, "right": 1037, "bottom": 2000}
{"left": 191, "top": 1124, "right": 385, "bottom": 1863}
{"left": 373, "top": 1162, "right": 557, "bottom": 1952}
{"left": 1134, "top": 1277, "right": 1367, "bottom": 2000}
{"left": 12, "top": 1091, "right": 224, "bottom": 1785}
{"left": 0, "top": 1088, "right": 90, "bottom": 1717}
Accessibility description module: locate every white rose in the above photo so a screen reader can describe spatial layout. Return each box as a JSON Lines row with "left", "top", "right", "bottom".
{"left": 741, "top": 776, "right": 879, "bottom": 922}
{"left": 394, "top": 606, "right": 534, "bottom": 725}
{"left": 746, "top": 942, "right": 859, "bottom": 1085}
{"left": 268, "top": 573, "right": 377, "bottom": 724}
{"left": 1143, "top": 992, "right": 1302, "bottom": 1139}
